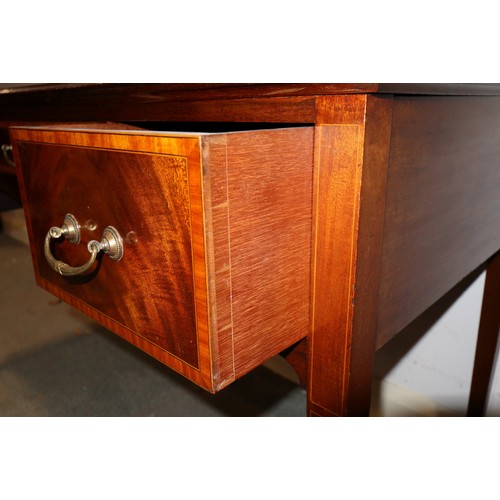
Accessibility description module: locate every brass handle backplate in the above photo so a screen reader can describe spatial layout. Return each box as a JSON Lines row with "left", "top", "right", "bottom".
{"left": 44, "top": 213, "right": 123, "bottom": 276}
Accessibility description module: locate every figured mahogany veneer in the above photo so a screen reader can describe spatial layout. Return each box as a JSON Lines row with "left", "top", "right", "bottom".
{"left": 10, "top": 126, "right": 313, "bottom": 392}
{"left": 7, "top": 84, "right": 500, "bottom": 417}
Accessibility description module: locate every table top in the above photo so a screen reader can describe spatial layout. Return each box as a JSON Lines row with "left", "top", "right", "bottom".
{"left": 2, "top": 82, "right": 500, "bottom": 97}
{"left": 2, "top": 83, "right": 500, "bottom": 124}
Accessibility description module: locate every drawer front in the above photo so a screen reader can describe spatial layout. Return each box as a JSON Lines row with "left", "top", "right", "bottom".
{"left": 11, "top": 126, "right": 313, "bottom": 392}
{"left": 22, "top": 142, "right": 200, "bottom": 361}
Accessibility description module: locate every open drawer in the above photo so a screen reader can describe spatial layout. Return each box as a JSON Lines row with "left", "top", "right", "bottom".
{"left": 9, "top": 125, "right": 314, "bottom": 392}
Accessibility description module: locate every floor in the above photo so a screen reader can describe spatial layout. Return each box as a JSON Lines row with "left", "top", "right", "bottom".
{"left": 0, "top": 209, "right": 433, "bottom": 417}
{"left": 0, "top": 210, "right": 310, "bottom": 416}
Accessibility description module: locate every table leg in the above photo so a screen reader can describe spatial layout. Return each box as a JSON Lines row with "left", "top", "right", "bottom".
{"left": 307, "top": 95, "right": 393, "bottom": 416}
{"left": 467, "top": 251, "right": 500, "bottom": 416}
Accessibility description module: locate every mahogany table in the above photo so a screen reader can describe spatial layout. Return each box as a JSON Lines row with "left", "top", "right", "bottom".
{"left": 1, "top": 83, "right": 499, "bottom": 416}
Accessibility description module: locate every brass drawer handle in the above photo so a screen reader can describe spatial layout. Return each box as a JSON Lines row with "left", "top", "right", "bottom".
{"left": 1, "top": 144, "right": 15, "bottom": 167}
{"left": 44, "top": 213, "right": 123, "bottom": 276}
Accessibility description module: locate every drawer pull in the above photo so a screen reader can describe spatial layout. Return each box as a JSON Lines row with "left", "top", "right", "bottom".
{"left": 1, "top": 144, "right": 15, "bottom": 167}
{"left": 44, "top": 214, "right": 123, "bottom": 276}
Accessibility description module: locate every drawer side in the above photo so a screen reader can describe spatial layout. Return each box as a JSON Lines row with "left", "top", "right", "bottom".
{"left": 203, "top": 128, "right": 314, "bottom": 389}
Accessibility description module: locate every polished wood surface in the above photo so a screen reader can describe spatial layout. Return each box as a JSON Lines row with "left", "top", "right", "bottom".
{"left": 25, "top": 145, "right": 198, "bottom": 366}
{"left": 203, "top": 128, "right": 313, "bottom": 388}
{"left": 308, "top": 95, "right": 393, "bottom": 416}
{"left": 3, "top": 83, "right": 500, "bottom": 124}
{"left": 11, "top": 125, "right": 313, "bottom": 392}
{"left": 6, "top": 84, "right": 500, "bottom": 415}
{"left": 12, "top": 128, "right": 214, "bottom": 388}
{"left": 377, "top": 96, "right": 500, "bottom": 347}
{"left": 0, "top": 84, "right": 362, "bottom": 123}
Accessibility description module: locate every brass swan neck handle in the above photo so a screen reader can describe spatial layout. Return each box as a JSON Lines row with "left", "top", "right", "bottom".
{"left": 44, "top": 214, "right": 123, "bottom": 276}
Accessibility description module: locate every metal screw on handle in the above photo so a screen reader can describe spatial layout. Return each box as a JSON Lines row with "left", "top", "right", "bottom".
{"left": 44, "top": 214, "right": 123, "bottom": 276}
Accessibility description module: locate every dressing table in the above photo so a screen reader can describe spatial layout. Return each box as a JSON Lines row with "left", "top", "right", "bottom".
{"left": 1, "top": 83, "right": 499, "bottom": 416}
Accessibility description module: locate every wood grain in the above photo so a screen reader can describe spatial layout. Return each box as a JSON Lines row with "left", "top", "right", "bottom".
{"left": 376, "top": 83, "right": 500, "bottom": 96}
{"left": 0, "top": 83, "right": 500, "bottom": 122}
{"left": 223, "top": 128, "right": 313, "bottom": 379}
{"left": 11, "top": 129, "right": 214, "bottom": 390}
{"left": 4, "top": 84, "right": 500, "bottom": 123}
{"left": 11, "top": 125, "right": 314, "bottom": 393}
{"left": 0, "top": 83, "right": 379, "bottom": 99}
{"left": 22, "top": 145, "right": 199, "bottom": 366}
{"left": 202, "top": 128, "right": 314, "bottom": 389}
{"left": 3, "top": 96, "right": 317, "bottom": 124}
{"left": 308, "top": 95, "right": 393, "bottom": 416}
{"left": 9, "top": 85, "right": 500, "bottom": 415}
{"left": 378, "top": 96, "right": 500, "bottom": 347}
{"left": 0, "top": 84, "right": 375, "bottom": 122}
